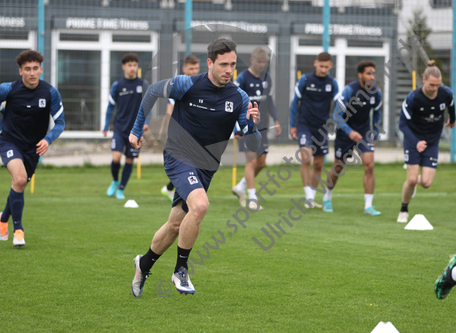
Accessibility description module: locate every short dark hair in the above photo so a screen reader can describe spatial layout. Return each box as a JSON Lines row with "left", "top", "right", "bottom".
{"left": 184, "top": 55, "right": 200, "bottom": 66}
{"left": 357, "top": 60, "right": 376, "bottom": 74}
{"left": 207, "top": 38, "right": 237, "bottom": 63}
{"left": 16, "top": 50, "right": 44, "bottom": 67}
{"left": 122, "top": 53, "right": 139, "bottom": 64}
{"left": 316, "top": 52, "right": 332, "bottom": 62}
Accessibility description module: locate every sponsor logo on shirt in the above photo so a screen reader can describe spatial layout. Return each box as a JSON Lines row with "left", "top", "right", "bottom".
{"left": 39, "top": 99, "right": 46, "bottom": 108}
{"left": 225, "top": 101, "right": 234, "bottom": 112}
{"left": 119, "top": 87, "right": 134, "bottom": 96}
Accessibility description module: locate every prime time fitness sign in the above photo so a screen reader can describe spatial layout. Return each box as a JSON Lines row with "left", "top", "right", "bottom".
{"left": 65, "top": 17, "right": 149, "bottom": 31}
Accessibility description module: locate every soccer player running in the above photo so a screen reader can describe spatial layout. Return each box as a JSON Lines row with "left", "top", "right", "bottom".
{"left": 398, "top": 61, "right": 455, "bottom": 224}
{"left": 129, "top": 38, "right": 261, "bottom": 296}
{"left": 231, "top": 47, "right": 281, "bottom": 210}
{"left": 0, "top": 50, "right": 65, "bottom": 247}
{"left": 322, "top": 60, "right": 382, "bottom": 215}
{"left": 289, "top": 52, "right": 339, "bottom": 208}
{"left": 161, "top": 55, "right": 200, "bottom": 202}
{"left": 103, "top": 53, "right": 148, "bottom": 200}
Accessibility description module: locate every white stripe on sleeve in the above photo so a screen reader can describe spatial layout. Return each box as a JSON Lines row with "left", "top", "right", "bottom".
{"left": 53, "top": 105, "right": 64, "bottom": 120}
{"left": 402, "top": 100, "right": 411, "bottom": 120}
{"left": 108, "top": 95, "right": 116, "bottom": 105}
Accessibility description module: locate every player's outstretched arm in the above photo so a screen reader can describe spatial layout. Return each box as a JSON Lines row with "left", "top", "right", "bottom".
{"left": 289, "top": 75, "right": 305, "bottom": 129}
{"left": 445, "top": 91, "right": 455, "bottom": 128}
{"left": 103, "top": 82, "right": 118, "bottom": 136}
{"left": 130, "top": 76, "right": 193, "bottom": 140}
{"left": 399, "top": 93, "right": 419, "bottom": 146}
{"left": 333, "top": 86, "right": 354, "bottom": 136}
{"left": 44, "top": 87, "right": 65, "bottom": 146}
{"left": 243, "top": 102, "right": 261, "bottom": 151}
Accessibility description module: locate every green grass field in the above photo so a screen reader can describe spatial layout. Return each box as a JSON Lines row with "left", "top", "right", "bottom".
{"left": 1, "top": 162, "right": 456, "bottom": 332}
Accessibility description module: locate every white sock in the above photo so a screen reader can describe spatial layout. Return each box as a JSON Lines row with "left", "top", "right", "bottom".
{"left": 451, "top": 267, "right": 456, "bottom": 282}
{"left": 364, "top": 194, "right": 373, "bottom": 209}
{"left": 304, "top": 186, "right": 315, "bottom": 201}
{"left": 323, "top": 187, "right": 333, "bottom": 201}
{"left": 236, "top": 177, "right": 247, "bottom": 191}
{"left": 247, "top": 188, "right": 257, "bottom": 201}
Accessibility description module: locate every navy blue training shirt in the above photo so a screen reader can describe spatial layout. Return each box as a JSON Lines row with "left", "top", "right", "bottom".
{"left": 235, "top": 69, "right": 278, "bottom": 130}
{"left": 131, "top": 73, "right": 260, "bottom": 170}
{"left": 399, "top": 86, "right": 455, "bottom": 146}
{"left": 289, "top": 72, "right": 339, "bottom": 128}
{"left": 0, "top": 79, "right": 65, "bottom": 151}
{"left": 334, "top": 80, "right": 382, "bottom": 140}
{"left": 104, "top": 77, "right": 148, "bottom": 136}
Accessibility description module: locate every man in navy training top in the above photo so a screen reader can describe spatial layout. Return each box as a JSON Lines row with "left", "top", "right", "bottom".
{"left": 398, "top": 61, "right": 455, "bottom": 224}
{"left": 289, "top": 52, "right": 339, "bottom": 208}
{"left": 322, "top": 60, "right": 382, "bottom": 215}
{"left": 0, "top": 50, "right": 65, "bottom": 247}
{"left": 161, "top": 55, "right": 200, "bottom": 202}
{"left": 128, "top": 38, "right": 261, "bottom": 296}
{"left": 231, "top": 47, "right": 281, "bottom": 210}
{"left": 103, "top": 53, "right": 148, "bottom": 200}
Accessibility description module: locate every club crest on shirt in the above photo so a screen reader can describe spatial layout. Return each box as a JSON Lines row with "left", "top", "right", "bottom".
{"left": 440, "top": 103, "right": 446, "bottom": 110}
{"left": 325, "top": 84, "right": 332, "bottom": 92}
{"left": 136, "top": 85, "right": 142, "bottom": 93}
{"left": 370, "top": 97, "right": 375, "bottom": 105}
{"left": 225, "top": 101, "right": 234, "bottom": 112}
{"left": 39, "top": 99, "right": 46, "bottom": 108}
{"left": 188, "top": 175, "right": 199, "bottom": 185}
{"left": 262, "top": 81, "right": 268, "bottom": 89}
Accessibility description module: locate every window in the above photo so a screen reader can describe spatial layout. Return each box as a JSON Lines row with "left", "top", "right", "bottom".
{"left": 429, "top": 0, "right": 451, "bottom": 8}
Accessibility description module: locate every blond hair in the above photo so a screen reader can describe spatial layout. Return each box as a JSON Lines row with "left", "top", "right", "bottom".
{"left": 251, "top": 47, "right": 270, "bottom": 61}
{"left": 423, "top": 60, "right": 441, "bottom": 79}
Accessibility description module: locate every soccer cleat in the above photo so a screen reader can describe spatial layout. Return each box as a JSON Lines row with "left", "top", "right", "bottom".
{"left": 248, "top": 201, "right": 264, "bottom": 211}
{"left": 172, "top": 267, "right": 195, "bottom": 294}
{"left": 131, "top": 255, "right": 151, "bottom": 297}
{"left": 107, "top": 180, "right": 119, "bottom": 197}
{"left": 304, "top": 200, "right": 322, "bottom": 209}
{"left": 231, "top": 187, "right": 246, "bottom": 207}
{"left": 116, "top": 189, "right": 125, "bottom": 200}
{"left": 161, "top": 185, "right": 174, "bottom": 202}
{"left": 435, "top": 255, "right": 456, "bottom": 299}
{"left": 397, "top": 211, "right": 409, "bottom": 223}
{"left": 0, "top": 213, "right": 8, "bottom": 241}
{"left": 13, "top": 229, "right": 25, "bottom": 247}
{"left": 364, "top": 206, "right": 381, "bottom": 216}
{"left": 322, "top": 199, "right": 333, "bottom": 213}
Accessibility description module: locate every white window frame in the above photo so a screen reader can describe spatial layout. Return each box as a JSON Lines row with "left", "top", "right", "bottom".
{"left": 51, "top": 29, "right": 158, "bottom": 138}
{"left": 290, "top": 36, "right": 390, "bottom": 140}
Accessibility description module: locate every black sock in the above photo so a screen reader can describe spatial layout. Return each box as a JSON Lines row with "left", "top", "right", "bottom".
{"left": 111, "top": 161, "right": 121, "bottom": 181}
{"left": 167, "top": 181, "right": 174, "bottom": 191}
{"left": 140, "top": 248, "right": 161, "bottom": 273}
{"left": 401, "top": 202, "right": 408, "bottom": 212}
{"left": 175, "top": 246, "right": 192, "bottom": 273}
{"left": 119, "top": 163, "right": 133, "bottom": 190}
